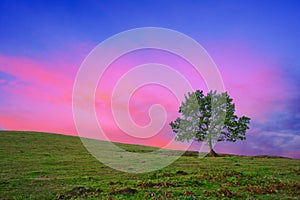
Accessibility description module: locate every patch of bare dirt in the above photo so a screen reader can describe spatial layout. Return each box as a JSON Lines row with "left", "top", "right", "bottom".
{"left": 109, "top": 187, "right": 137, "bottom": 195}
{"left": 176, "top": 170, "right": 188, "bottom": 175}
{"left": 57, "top": 186, "right": 102, "bottom": 199}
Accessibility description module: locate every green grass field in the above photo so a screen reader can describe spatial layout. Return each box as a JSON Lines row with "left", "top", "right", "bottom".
{"left": 0, "top": 131, "right": 299, "bottom": 199}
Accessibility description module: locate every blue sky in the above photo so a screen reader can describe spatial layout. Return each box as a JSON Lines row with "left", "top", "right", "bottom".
{"left": 1, "top": 0, "right": 299, "bottom": 57}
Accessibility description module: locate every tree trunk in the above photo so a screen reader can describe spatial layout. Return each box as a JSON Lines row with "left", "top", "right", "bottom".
{"left": 208, "top": 148, "right": 218, "bottom": 157}
{"left": 207, "top": 136, "right": 218, "bottom": 157}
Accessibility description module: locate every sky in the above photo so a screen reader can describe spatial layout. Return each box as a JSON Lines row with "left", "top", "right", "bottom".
{"left": 0, "top": 0, "right": 299, "bottom": 158}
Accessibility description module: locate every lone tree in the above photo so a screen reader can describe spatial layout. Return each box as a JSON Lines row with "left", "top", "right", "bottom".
{"left": 170, "top": 90, "right": 250, "bottom": 157}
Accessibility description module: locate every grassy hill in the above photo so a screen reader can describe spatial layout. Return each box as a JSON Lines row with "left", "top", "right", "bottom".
{"left": 0, "top": 131, "right": 299, "bottom": 199}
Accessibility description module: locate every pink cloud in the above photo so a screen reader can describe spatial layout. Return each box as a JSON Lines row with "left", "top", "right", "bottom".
{"left": 0, "top": 40, "right": 297, "bottom": 157}
{"left": 0, "top": 48, "right": 85, "bottom": 134}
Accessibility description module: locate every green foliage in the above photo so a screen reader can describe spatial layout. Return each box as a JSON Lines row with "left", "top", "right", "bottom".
{"left": 170, "top": 90, "right": 251, "bottom": 152}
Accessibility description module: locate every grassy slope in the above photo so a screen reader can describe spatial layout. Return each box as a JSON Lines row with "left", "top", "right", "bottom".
{"left": 0, "top": 131, "right": 299, "bottom": 199}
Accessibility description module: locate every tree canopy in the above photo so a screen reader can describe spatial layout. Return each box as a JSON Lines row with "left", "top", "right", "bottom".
{"left": 170, "top": 90, "right": 251, "bottom": 157}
